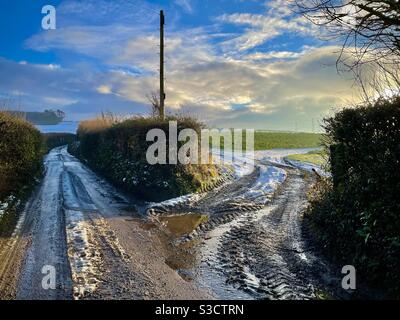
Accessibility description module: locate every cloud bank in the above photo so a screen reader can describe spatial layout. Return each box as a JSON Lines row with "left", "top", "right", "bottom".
{"left": 0, "top": 0, "right": 360, "bottom": 131}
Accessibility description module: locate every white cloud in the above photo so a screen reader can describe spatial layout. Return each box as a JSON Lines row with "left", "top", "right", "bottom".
{"left": 175, "top": 0, "right": 193, "bottom": 13}
{"left": 103, "top": 45, "right": 359, "bottom": 130}
{"left": 43, "top": 96, "right": 78, "bottom": 106}
{"left": 264, "top": 0, "right": 293, "bottom": 17}
{"left": 245, "top": 51, "right": 302, "bottom": 60}
{"left": 44, "top": 64, "right": 61, "bottom": 70}
{"left": 21, "top": 16, "right": 357, "bottom": 129}
{"left": 0, "top": 57, "right": 147, "bottom": 120}
{"left": 216, "top": 3, "right": 317, "bottom": 52}
{"left": 11, "top": 0, "right": 363, "bottom": 129}
{"left": 17, "top": 60, "right": 60, "bottom": 70}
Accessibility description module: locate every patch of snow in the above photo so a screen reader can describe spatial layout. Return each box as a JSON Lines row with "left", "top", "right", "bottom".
{"left": 11, "top": 202, "right": 25, "bottom": 238}
{"left": 212, "top": 148, "right": 320, "bottom": 178}
{"left": 147, "top": 193, "right": 202, "bottom": 212}
{"left": 0, "top": 202, "right": 5, "bottom": 219}
{"left": 240, "top": 164, "right": 287, "bottom": 205}
{"left": 149, "top": 148, "right": 321, "bottom": 209}
{"left": 0, "top": 195, "right": 17, "bottom": 220}
{"left": 65, "top": 209, "right": 102, "bottom": 300}
{"left": 242, "top": 264, "right": 261, "bottom": 288}
{"left": 211, "top": 149, "right": 256, "bottom": 178}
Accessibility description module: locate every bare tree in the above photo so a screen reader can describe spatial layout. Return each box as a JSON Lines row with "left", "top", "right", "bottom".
{"left": 295, "top": 0, "right": 400, "bottom": 99}
{"left": 146, "top": 91, "right": 162, "bottom": 118}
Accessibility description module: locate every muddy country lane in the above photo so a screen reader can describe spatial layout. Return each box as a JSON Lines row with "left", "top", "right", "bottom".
{"left": 149, "top": 153, "right": 343, "bottom": 300}
{"left": 1, "top": 147, "right": 341, "bottom": 300}
{"left": 0, "top": 147, "right": 209, "bottom": 299}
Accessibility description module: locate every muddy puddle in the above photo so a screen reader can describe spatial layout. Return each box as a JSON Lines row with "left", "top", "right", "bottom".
{"left": 138, "top": 213, "right": 207, "bottom": 235}
{"left": 138, "top": 212, "right": 257, "bottom": 299}
{"left": 139, "top": 213, "right": 206, "bottom": 282}
{"left": 157, "top": 214, "right": 208, "bottom": 237}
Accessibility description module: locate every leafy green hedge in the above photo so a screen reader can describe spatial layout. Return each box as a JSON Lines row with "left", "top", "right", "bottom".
{"left": 307, "top": 97, "right": 400, "bottom": 297}
{"left": 0, "top": 112, "right": 43, "bottom": 202}
{"left": 72, "top": 116, "right": 218, "bottom": 202}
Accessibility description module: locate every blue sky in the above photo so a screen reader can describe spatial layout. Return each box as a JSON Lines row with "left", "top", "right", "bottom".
{"left": 0, "top": 0, "right": 357, "bottom": 131}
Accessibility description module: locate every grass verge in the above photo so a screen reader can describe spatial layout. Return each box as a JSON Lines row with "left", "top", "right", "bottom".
{"left": 286, "top": 149, "right": 326, "bottom": 166}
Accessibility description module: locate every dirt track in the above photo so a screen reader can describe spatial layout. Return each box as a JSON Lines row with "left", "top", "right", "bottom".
{"left": 149, "top": 158, "right": 344, "bottom": 300}
{"left": 211, "top": 166, "right": 340, "bottom": 299}
{"left": 0, "top": 147, "right": 210, "bottom": 300}
{"left": 1, "top": 147, "right": 342, "bottom": 300}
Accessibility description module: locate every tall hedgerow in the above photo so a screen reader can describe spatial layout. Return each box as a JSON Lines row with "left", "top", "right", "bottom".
{"left": 72, "top": 115, "right": 219, "bottom": 202}
{"left": 306, "top": 97, "right": 400, "bottom": 297}
{"left": 0, "top": 112, "right": 43, "bottom": 201}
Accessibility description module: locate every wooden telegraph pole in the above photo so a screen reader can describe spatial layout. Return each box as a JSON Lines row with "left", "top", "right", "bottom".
{"left": 160, "top": 10, "right": 165, "bottom": 120}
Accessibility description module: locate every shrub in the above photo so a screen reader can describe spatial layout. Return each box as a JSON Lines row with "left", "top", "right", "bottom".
{"left": 0, "top": 112, "right": 43, "bottom": 201}
{"left": 73, "top": 115, "right": 219, "bottom": 202}
{"left": 42, "top": 132, "right": 76, "bottom": 153}
{"left": 306, "top": 97, "right": 400, "bottom": 297}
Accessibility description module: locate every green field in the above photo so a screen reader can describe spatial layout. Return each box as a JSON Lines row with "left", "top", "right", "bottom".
{"left": 253, "top": 131, "right": 323, "bottom": 150}
{"left": 286, "top": 149, "right": 326, "bottom": 166}
{"left": 218, "top": 131, "right": 323, "bottom": 151}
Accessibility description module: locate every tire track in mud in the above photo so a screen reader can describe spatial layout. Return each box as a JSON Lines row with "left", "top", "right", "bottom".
{"left": 4, "top": 146, "right": 341, "bottom": 300}
{"left": 12, "top": 147, "right": 142, "bottom": 300}
{"left": 60, "top": 158, "right": 207, "bottom": 300}
{"left": 149, "top": 168, "right": 264, "bottom": 230}
{"left": 60, "top": 156, "right": 145, "bottom": 300}
{"left": 217, "top": 168, "right": 332, "bottom": 299}
{"left": 17, "top": 152, "right": 73, "bottom": 300}
{"left": 149, "top": 159, "right": 342, "bottom": 300}
{"left": 8, "top": 147, "right": 209, "bottom": 300}
{"left": 62, "top": 170, "right": 117, "bottom": 299}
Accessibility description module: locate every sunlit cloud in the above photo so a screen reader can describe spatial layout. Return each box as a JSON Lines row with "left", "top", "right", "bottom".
{"left": 0, "top": 0, "right": 363, "bottom": 130}
{"left": 97, "top": 85, "right": 113, "bottom": 95}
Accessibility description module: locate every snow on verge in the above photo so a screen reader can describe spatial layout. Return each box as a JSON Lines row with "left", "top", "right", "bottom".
{"left": 211, "top": 149, "right": 256, "bottom": 178}
{"left": 0, "top": 195, "right": 17, "bottom": 220}
{"left": 0, "top": 201, "right": 7, "bottom": 220}
{"left": 64, "top": 209, "right": 102, "bottom": 299}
